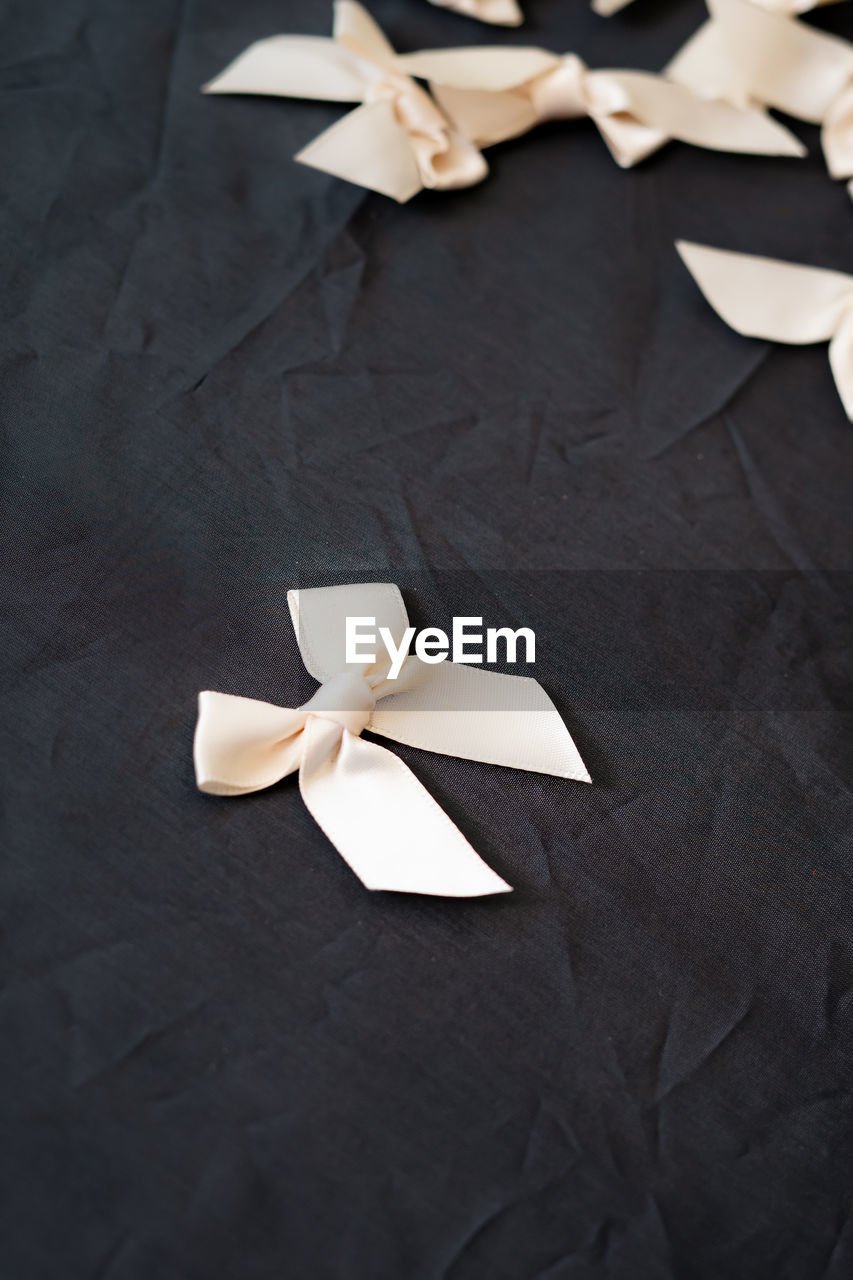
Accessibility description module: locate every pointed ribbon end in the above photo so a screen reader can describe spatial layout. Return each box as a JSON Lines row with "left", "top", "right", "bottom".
{"left": 364, "top": 868, "right": 514, "bottom": 898}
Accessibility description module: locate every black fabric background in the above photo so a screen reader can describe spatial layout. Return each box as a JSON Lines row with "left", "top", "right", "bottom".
{"left": 3, "top": 1, "right": 853, "bottom": 1276}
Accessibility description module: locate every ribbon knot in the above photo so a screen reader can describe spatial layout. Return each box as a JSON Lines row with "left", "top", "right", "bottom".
{"left": 527, "top": 56, "right": 590, "bottom": 122}
{"left": 194, "top": 584, "right": 591, "bottom": 898}
{"left": 305, "top": 670, "right": 376, "bottom": 738}
{"left": 203, "top": 1, "right": 487, "bottom": 203}
{"left": 364, "top": 70, "right": 471, "bottom": 189}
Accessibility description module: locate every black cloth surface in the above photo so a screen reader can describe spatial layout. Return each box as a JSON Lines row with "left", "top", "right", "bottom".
{"left": 3, "top": 2, "right": 853, "bottom": 1277}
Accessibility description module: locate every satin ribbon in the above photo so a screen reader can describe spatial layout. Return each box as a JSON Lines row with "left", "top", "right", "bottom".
{"left": 427, "top": 0, "right": 523, "bottom": 25}
{"left": 592, "top": 0, "right": 637, "bottom": 14}
{"left": 394, "top": 44, "right": 804, "bottom": 166}
{"left": 194, "top": 584, "right": 591, "bottom": 898}
{"left": 668, "top": 0, "right": 853, "bottom": 189}
{"left": 677, "top": 241, "right": 853, "bottom": 419}
{"left": 203, "top": 1, "right": 487, "bottom": 202}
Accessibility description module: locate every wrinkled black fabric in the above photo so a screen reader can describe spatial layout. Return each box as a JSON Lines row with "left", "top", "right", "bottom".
{"left": 2, "top": 1, "right": 853, "bottom": 1277}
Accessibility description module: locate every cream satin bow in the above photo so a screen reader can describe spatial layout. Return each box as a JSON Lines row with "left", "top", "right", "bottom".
{"left": 194, "top": 584, "right": 591, "bottom": 898}
{"left": 668, "top": 0, "right": 853, "bottom": 190}
{"left": 394, "top": 44, "right": 804, "bottom": 165}
{"left": 203, "top": 1, "right": 487, "bottom": 202}
{"left": 427, "top": 0, "right": 523, "bottom": 25}
{"left": 677, "top": 241, "right": 853, "bottom": 419}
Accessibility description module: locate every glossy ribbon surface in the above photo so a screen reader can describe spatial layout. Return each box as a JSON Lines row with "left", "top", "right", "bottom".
{"left": 195, "top": 584, "right": 591, "bottom": 897}
{"left": 678, "top": 240, "right": 853, "bottom": 418}
{"left": 427, "top": 0, "right": 523, "bottom": 25}
{"left": 395, "top": 42, "right": 804, "bottom": 166}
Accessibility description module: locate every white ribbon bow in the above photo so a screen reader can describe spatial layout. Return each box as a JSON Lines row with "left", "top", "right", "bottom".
{"left": 394, "top": 44, "right": 804, "bottom": 166}
{"left": 677, "top": 240, "right": 853, "bottom": 419}
{"left": 427, "top": 0, "right": 523, "bottom": 25}
{"left": 194, "top": 584, "right": 591, "bottom": 898}
{"left": 203, "top": 1, "right": 487, "bottom": 202}
{"left": 668, "top": 0, "right": 853, "bottom": 190}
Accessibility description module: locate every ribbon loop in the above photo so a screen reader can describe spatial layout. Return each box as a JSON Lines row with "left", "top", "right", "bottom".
{"left": 528, "top": 56, "right": 590, "bottom": 122}
{"left": 195, "top": 584, "right": 591, "bottom": 897}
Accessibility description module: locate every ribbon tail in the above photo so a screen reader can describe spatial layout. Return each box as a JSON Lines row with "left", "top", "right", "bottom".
{"left": 296, "top": 100, "right": 423, "bottom": 202}
{"left": 676, "top": 241, "right": 853, "bottom": 344}
{"left": 431, "top": 83, "right": 539, "bottom": 147}
{"left": 593, "top": 114, "right": 669, "bottom": 168}
{"left": 203, "top": 36, "right": 370, "bottom": 103}
{"left": 334, "top": 0, "right": 397, "bottom": 65}
{"left": 603, "top": 73, "right": 805, "bottom": 157}
{"left": 828, "top": 311, "right": 853, "bottom": 420}
{"left": 299, "top": 718, "right": 512, "bottom": 896}
{"left": 426, "top": 0, "right": 524, "bottom": 25}
{"left": 370, "top": 663, "right": 591, "bottom": 782}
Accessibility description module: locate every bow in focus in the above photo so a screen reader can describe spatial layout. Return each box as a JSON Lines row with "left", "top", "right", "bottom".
{"left": 668, "top": 0, "right": 853, "bottom": 192}
{"left": 677, "top": 241, "right": 853, "bottom": 419}
{"left": 203, "top": 1, "right": 487, "bottom": 202}
{"left": 194, "top": 584, "right": 591, "bottom": 897}
{"left": 394, "top": 43, "right": 804, "bottom": 166}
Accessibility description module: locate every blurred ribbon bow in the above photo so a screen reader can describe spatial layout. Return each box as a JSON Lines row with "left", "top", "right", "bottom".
{"left": 203, "top": 1, "right": 487, "bottom": 201}
{"left": 394, "top": 42, "right": 805, "bottom": 166}
{"left": 668, "top": 0, "right": 853, "bottom": 191}
{"left": 678, "top": 241, "right": 853, "bottom": 420}
{"left": 194, "top": 584, "right": 591, "bottom": 898}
